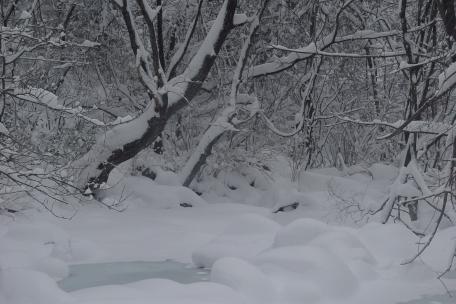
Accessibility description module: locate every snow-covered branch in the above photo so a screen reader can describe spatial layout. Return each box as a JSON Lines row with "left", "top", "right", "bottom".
{"left": 166, "top": 0, "right": 204, "bottom": 80}
{"left": 179, "top": 1, "right": 268, "bottom": 186}
{"left": 249, "top": 21, "right": 435, "bottom": 78}
{"left": 13, "top": 87, "right": 133, "bottom": 127}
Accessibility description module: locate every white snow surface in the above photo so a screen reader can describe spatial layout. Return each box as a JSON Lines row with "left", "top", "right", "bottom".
{"left": 0, "top": 162, "right": 455, "bottom": 304}
{"left": 0, "top": 122, "right": 8, "bottom": 135}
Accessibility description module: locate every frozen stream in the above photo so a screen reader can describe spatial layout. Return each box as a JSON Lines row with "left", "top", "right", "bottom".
{"left": 59, "top": 262, "right": 455, "bottom": 304}
{"left": 399, "top": 271, "right": 455, "bottom": 304}
{"left": 399, "top": 293, "right": 455, "bottom": 304}
{"left": 58, "top": 261, "right": 210, "bottom": 292}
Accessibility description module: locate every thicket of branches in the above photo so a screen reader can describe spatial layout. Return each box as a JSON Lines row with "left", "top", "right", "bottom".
{"left": 0, "top": 0, "right": 455, "bottom": 261}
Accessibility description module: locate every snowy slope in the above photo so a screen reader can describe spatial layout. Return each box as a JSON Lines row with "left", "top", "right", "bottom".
{"left": 0, "top": 164, "right": 455, "bottom": 304}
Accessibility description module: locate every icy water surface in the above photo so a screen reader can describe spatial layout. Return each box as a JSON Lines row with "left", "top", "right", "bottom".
{"left": 398, "top": 271, "right": 455, "bottom": 304}
{"left": 58, "top": 260, "right": 210, "bottom": 292}
{"left": 399, "top": 292, "right": 455, "bottom": 304}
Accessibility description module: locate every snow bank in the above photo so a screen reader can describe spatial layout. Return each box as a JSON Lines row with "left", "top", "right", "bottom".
{"left": 0, "top": 218, "right": 74, "bottom": 304}
{"left": 193, "top": 217, "right": 382, "bottom": 302}
{"left": 421, "top": 226, "right": 456, "bottom": 272}
{"left": 73, "top": 278, "right": 245, "bottom": 304}
{"left": 298, "top": 170, "right": 365, "bottom": 193}
{"left": 369, "top": 163, "right": 398, "bottom": 181}
{"left": 273, "top": 218, "right": 330, "bottom": 247}
{"left": 0, "top": 268, "right": 73, "bottom": 304}
{"left": 260, "top": 185, "right": 320, "bottom": 211}
{"left": 192, "top": 214, "right": 280, "bottom": 268}
{"left": 358, "top": 222, "right": 418, "bottom": 266}
{"left": 193, "top": 216, "right": 453, "bottom": 304}
{"left": 307, "top": 229, "right": 376, "bottom": 264}
{"left": 0, "top": 221, "right": 71, "bottom": 279}
{"left": 256, "top": 245, "right": 359, "bottom": 300}
{"left": 102, "top": 176, "right": 207, "bottom": 209}
{"left": 194, "top": 171, "right": 264, "bottom": 206}
{"left": 1, "top": 160, "right": 453, "bottom": 304}
{"left": 211, "top": 257, "right": 275, "bottom": 304}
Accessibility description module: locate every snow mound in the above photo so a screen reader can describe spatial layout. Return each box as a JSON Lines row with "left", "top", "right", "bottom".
{"left": 192, "top": 214, "right": 280, "bottom": 268}
{"left": 298, "top": 171, "right": 364, "bottom": 193}
{"left": 104, "top": 176, "right": 207, "bottom": 209}
{"left": 273, "top": 218, "right": 330, "bottom": 247}
{"left": 273, "top": 218, "right": 376, "bottom": 281}
{"left": 369, "top": 163, "right": 398, "bottom": 180}
{"left": 421, "top": 226, "right": 456, "bottom": 272}
{"left": 211, "top": 257, "right": 275, "bottom": 304}
{"left": 255, "top": 245, "right": 359, "bottom": 300}
{"left": 194, "top": 218, "right": 379, "bottom": 302}
{"left": 0, "top": 269, "right": 73, "bottom": 304}
{"left": 259, "top": 186, "right": 320, "bottom": 211}
{"left": 0, "top": 221, "right": 70, "bottom": 280}
{"left": 358, "top": 222, "right": 418, "bottom": 266}
{"left": 307, "top": 229, "right": 376, "bottom": 264}
{"left": 73, "top": 278, "right": 245, "bottom": 304}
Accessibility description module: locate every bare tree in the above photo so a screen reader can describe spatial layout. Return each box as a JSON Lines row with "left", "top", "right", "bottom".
{"left": 75, "top": 0, "right": 241, "bottom": 193}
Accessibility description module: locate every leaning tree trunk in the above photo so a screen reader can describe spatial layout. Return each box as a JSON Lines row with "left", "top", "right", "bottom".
{"left": 179, "top": 1, "right": 269, "bottom": 187}
{"left": 75, "top": 0, "right": 238, "bottom": 192}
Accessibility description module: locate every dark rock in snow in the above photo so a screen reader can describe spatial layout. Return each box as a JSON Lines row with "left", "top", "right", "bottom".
{"left": 273, "top": 202, "right": 300, "bottom": 213}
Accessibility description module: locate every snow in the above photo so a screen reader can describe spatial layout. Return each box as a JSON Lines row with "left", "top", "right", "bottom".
{"left": 211, "top": 257, "right": 275, "bottom": 304}
{"left": 19, "top": 10, "right": 32, "bottom": 20}
{"left": 0, "top": 268, "right": 73, "bottom": 304}
{"left": 273, "top": 218, "right": 331, "bottom": 247}
{"left": 18, "top": 87, "right": 60, "bottom": 107}
{"left": 59, "top": 261, "right": 209, "bottom": 292}
{"left": 79, "top": 40, "right": 100, "bottom": 48}
{"left": 1, "top": 162, "right": 455, "bottom": 304}
{"left": 369, "top": 163, "right": 399, "bottom": 180}
{"left": 358, "top": 222, "right": 418, "bottom": 266}
{"left": 74, "top": 104, "right": 158, "bottom": 186}
{"left": 421, "top": 226, "right": 456, "bottom": 272}
{"left": 111, "top": 115, "right": 133, "bottom": 125}
{"left": 439, "top": 62, "right": 456, "bottom": 94}
{"left": 232, "top": 13, "right": 248, "bottom": 26}
{"left": 99, "top": 176, "right": 207, "bottom": 209}
{"left": 167, "top": 0, "right": 233, "bottom": 107}
{"left": 0, "top": 122, "right": 8, "bottom": 135}
{"left": 256, "top": 245, "right": 359, "bottom": 299}
{"left": 72, "top": 279, "right": 245, "bottom": 304}
{"left": 192, "top": 214, "right": 280, "bottom": 268}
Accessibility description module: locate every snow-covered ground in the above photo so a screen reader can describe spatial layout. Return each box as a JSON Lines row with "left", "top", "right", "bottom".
{"left": 0, "top": 162, "right": 455, "bottom": 304}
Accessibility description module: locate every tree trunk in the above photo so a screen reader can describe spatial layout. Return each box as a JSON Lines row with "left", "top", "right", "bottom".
{"left": 76, "top": 0, "right": 238, "bottom": 192}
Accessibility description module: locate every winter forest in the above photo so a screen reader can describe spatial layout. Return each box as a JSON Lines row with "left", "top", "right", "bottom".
{"left": 0, "top": 0, "right": 456, "bottom": 303}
